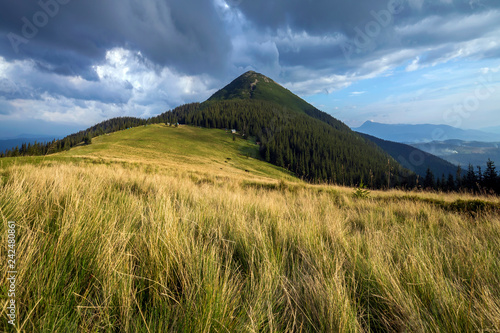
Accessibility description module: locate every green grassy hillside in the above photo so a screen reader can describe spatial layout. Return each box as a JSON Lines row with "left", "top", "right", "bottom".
{"left": 1, "top": 124, "right": 295, "bottom": 182}
{"left": 1, "top": 71, "right": 416, "bottom": 187}
{"left": 1, "top": 124, "right": 500, "bottom": 332}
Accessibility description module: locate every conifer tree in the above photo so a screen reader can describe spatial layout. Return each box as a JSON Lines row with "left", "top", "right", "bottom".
{"left": 447, "top": 174, "right": 455, "bottom": 192}
{"left": 484, "top": 159, "right": 498, "bottom": 192}
{"left": 465, "top": 164, "right": 477, "bottom": 191}
{"left": 424, "top": 168, "right": 435, "bottom": 190}
{"left": 476, "top": 166, "right": 483, "bottom": 186}
{"left": 84, "top": 133, "right": 92, "bottom": 145}
{"left": 455, "top": 165, "right": 463, "bottom": 189}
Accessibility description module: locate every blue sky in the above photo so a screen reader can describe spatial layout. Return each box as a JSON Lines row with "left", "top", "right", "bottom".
{"left": 1, "top": 0, "right": 499, "bottom": 138}
{"left": 307, "top": 59, "right": 500, "bottom": 128}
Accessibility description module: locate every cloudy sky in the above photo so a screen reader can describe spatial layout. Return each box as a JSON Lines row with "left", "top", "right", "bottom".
{"left": 1, "top": 0, "right": 499, "bottom": 138}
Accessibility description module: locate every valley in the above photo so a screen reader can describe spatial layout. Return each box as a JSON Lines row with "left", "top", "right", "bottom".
{"left": 411, "top": 140, "right": 500, "bottom": 170}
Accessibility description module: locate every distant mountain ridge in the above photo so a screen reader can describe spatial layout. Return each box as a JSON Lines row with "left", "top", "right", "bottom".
{"left": 354, "top": 121, "right": 500, "bottom": 143}
{"left": 481, "top": 125, "right": 500, "bottom": 134}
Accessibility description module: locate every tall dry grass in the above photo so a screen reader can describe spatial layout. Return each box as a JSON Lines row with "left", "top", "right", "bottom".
{"left": 1, "top": 162, "right": 499, "bottom": 332}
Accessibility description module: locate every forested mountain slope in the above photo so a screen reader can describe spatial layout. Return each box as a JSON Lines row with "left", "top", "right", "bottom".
{"left": 155, "top": 71, "right": 415, "bottom": 188}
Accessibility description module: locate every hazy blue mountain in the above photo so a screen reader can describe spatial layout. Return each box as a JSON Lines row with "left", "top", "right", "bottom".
{"left": 353, "top": 121, "right": 500, "bottom": 143}
{"left": 358, "top": 133, "right": 459, "bottom": 178}
{"left": 481, "top": 125, "right": 500, "bottom": 134}
{"left": 411, "top": 140, "right": 500, "bottom": 170}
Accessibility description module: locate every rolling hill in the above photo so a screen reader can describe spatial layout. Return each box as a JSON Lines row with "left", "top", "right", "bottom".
{"left": 0, "top": 124, "right": 295, "bottom": 183}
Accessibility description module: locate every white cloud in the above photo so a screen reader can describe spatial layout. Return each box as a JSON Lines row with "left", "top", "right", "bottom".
{"left": 480, "top": 65, "right": 500, "bottom": 74}
{"left": 0, "top": 51, "right": 216, "bottom": 126}
{"left": 281, "top": 69, "right": 355, "bottom": 96}
{"left": 94, "top": 48, "right": 216, "bottom": 110}
{"left": 406, "top": 57, "right": 421, "bottom": 72}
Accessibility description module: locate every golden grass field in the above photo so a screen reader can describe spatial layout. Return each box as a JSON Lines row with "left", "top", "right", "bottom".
{"left": 1, "top": 125, "right": 499, "bottom": 332}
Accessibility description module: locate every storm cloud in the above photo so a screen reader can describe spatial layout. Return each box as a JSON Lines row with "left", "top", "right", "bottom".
{"left": 0, "top": 0, "right": 232, "bottom": 77}
{"left": 0, "top": 0, "right": 499, "bottom": 136}
{"left": 231, "top": 0, "right": 500, "bottom": 82}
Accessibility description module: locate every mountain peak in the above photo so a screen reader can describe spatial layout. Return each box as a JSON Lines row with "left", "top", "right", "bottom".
{"left": 360, "top": 120, "right": 376, "bottom": 127}
{"left": 241, "top": 70, "right": 272, "bottom": 81}
{"left": 207, "top": 71, "right": 281, "bottom": 102}
{"left": 207, "top": 71, "right": 317, "bottom": 114}
{"left": 242, "top": 70, "right": 257, "bottom": 76}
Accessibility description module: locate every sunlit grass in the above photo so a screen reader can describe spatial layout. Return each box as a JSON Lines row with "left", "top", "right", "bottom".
{"left": 0, "top": 125, "right": 499, "bottom": 331}
{"left": 1, "top": 162, "right": 499, "bottom": 332}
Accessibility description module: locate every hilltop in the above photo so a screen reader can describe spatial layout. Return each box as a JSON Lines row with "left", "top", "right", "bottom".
{"left": 206, "top": 71, "right": 349, "bottom": 130}
{"left": 208, "top": 71, "right": 321, "bottom": 116}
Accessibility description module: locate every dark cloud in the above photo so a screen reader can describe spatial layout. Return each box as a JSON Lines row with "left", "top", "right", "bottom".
{"left": 1, "top": 0, "right": 500, "bottom": 137}
{"left": 234, "top": 0, "right": 500, "bottom": 38}
{"left": 0, "top": 0, "right": 231, "bottom": 77}
{"left": 0, "top": 58, "right": 132, "bottom": 104}
{"left": 2, "top": 0, "right": 498, "bottom": 85}
{"left": 225, "top": 0, "right": 500, "bottom": 87}
{"left": 233, "top": 0, "right": 403, "bottom": 37}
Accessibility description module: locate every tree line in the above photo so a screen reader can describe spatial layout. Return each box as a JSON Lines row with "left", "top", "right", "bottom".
{"left": 423, "top": 160, "right": 500, "bottom": 194}
{"left": 1, "top": 104, "right": 499, "bottom": 194}
{"left": 0, "top": 117, "right": 147, "bottom": 158}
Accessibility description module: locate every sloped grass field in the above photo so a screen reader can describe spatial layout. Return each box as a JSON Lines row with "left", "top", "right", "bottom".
{"left": 1, "top": 162, "right": 499, "bottom": 332}
{"left": 0, "top": 125, "right": 296, "bottom": 182}
{"left": 0, "top": 125, "right": 499, "bottom": 331}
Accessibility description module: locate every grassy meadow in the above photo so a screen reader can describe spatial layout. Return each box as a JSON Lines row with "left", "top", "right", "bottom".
{"left": 1, "top": 125, "right": 500, "bottom": 332}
